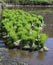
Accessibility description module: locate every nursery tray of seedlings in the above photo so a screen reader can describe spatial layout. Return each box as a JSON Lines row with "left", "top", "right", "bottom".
{"left": 1, "top": 9, "right": 48, "bottom": 50}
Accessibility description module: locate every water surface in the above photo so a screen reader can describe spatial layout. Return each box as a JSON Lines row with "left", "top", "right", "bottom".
{"left": 0, "top": 38, "right": 53, "bottom": 65}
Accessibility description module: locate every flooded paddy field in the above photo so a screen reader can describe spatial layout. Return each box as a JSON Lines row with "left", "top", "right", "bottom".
{"left": 0, "top": 7, "right": 53, "bottom": 65}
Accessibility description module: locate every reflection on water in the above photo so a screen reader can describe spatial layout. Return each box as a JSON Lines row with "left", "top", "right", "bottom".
{"left": 37, "top": 52, "right": 46, "bottom": 60}
{"left": 8, "top": 49, "right": 34, "bottom": 59}
{"left": 8, "top": 49, "right": 46, "bottom": 61}
{"left": 0, "top": 39, "right": 53, "bottom": 65}
{"left": 8, "top": 49, "right": 16, "bottom": 58}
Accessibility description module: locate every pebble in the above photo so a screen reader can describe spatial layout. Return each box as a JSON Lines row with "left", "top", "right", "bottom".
{"left": 39, "top": 46, "right": 49, "bottom": 52}
{"left": 43, "top": 46, "right": 49, "bottom": 51}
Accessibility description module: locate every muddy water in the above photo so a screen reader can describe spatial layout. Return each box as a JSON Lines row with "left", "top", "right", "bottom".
{"left": 0, "top": 8, "right": 53, "bottom": 65}
{"left": 43, "top": 13, "right": 53, "bottom": 37}
{"left": 0, "top": 38, "right": 53, "bottom": 65}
